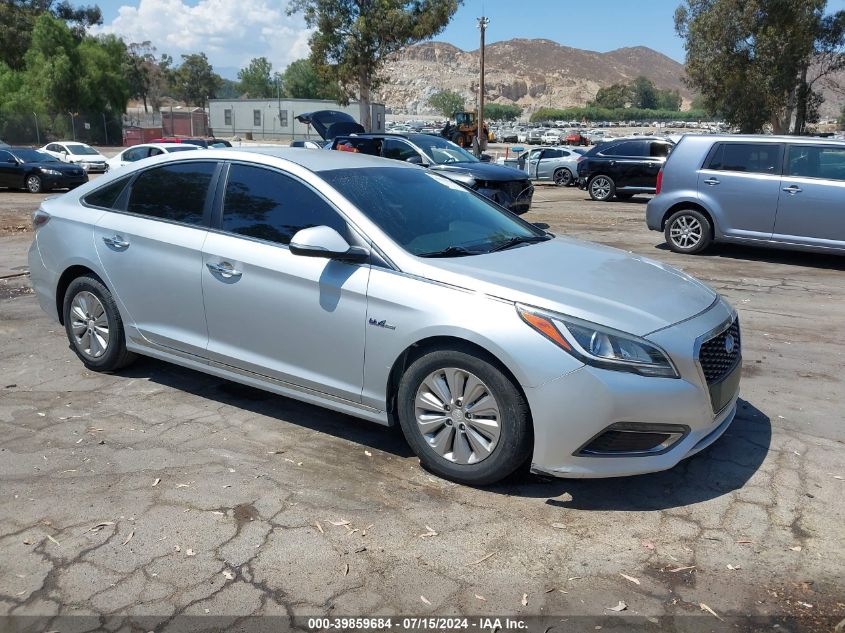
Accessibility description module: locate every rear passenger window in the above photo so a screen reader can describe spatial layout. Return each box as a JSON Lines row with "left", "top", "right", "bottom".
{"left": 650, "top": 142, "right": 671, "bottom": 158}
{"left": 222, "top": 164, "right": 348, "bottom": 245}
{"left": 83, "top": 177, "right": 131, "bottom": 209}
{"left": 602, "top": 141, "right": 646, "bottom": 157}
{"left": 126, "top": 162, "right": 216, "bottom": 225}
{"left": 787, "top": 145, "right": 845, "bottom": 181}
{"left": 706, "top": 143, "right": 780, "bottom": 174}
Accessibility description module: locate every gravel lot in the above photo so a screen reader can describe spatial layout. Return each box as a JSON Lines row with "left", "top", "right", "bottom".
{"left": 1, "top": 161, "right": 843, "bottom": 631}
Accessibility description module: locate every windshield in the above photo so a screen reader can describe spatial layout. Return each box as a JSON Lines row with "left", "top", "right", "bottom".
{"left": 321, "top": 167, "right": 546, "bottom": 256}
{"left": 411, "top": 135, "right": 479, "bottom": 164}
{"left": 12, "top": 149, "right": 58, "bottom": 163}
{"left": 67, "top": 144, "right": 99, "bottom": 155}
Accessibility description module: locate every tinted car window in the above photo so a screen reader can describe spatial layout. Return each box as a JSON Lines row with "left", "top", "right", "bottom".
{"left": 126, "top": 162, "right": 216, "bottom": 225}
{"left": 787, "top": 145, "right": 845, "bottom": 181}
{"left": 650, "top": 142, "right": 671, "bottom": 158}
{"left": 602, "top": 141, "right": 646, "bottom": 157}
{"left": 0, "top": 150, "right": 15, "bottom": 163}
{"left": 706, "top": 143, "right": 780, "bottom": 174}
{"left": 382, "top": 139, "right": 419, "bottom": 162}
{"left": 84, "top": 177, "right": 131, "bottom": 209}
{"left": 123, "top": 147, "right": 147, "bottom": 162}
{"left": 222, "top": 164, "right": 348, "bottom": 245}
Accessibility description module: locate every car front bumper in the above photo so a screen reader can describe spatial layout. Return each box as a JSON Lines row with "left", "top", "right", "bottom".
{"left": 42, "top": 172, "right": 88, "bottom": 189}
{"left": 525, "top": 298, "right": 741, "bottom": 478}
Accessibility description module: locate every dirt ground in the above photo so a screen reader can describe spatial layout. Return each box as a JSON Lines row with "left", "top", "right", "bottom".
{"left": 0, "top": 160, "right": 843, "bottom": 632}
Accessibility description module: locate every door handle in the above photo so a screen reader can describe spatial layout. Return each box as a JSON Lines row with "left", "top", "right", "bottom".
{"left": 704, "top": 178, "right": 720, "bottom": 186}
{"left": 206, "top": 261, "right": 242, "bottom": 278}
{"left": 102, "top": 235, "right": 129, "bottom": 249}
{"left": 782, "top": 185, "right": 802, "bottom": 194}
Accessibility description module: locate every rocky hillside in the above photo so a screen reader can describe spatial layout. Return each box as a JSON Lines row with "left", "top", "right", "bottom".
{"left": 379, "top": 38, "right": 692, "bottom": 115}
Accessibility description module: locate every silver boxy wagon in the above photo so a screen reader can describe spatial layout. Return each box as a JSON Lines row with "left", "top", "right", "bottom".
{"left": 647, "top": 134, "right": 845, "bottom": 255}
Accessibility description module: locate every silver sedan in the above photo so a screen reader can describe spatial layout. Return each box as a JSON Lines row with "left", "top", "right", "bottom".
{"left": 28, "top": 148, "right": 741, "bottom": 485}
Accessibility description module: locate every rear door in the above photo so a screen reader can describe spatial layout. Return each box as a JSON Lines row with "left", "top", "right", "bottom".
{"left": 537, "top": 148, "right": 569, "bottom": 180}
{"left": 697, "top": 142, "right": 784, "bottom": 240}
{"left": 93, "top": 160, "right": 219, "bottom": 356}
{"left": 597, "top": 141, "right": 646, "bottom": 188}
{"left": 773, "top": 144, "right": 845, "bottom": 249}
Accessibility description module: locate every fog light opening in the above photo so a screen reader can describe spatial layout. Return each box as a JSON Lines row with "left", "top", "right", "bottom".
{"left": 576, "top": 423, "right": 689, "bottom": 457}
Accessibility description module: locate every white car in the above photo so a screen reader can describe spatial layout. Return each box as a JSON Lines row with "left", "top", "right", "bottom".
{"left": 106, "top": 143, "right": 204, "bottom": 171}
{"left": 541, "top": 130, "right": 564, "bottom": 145}
{"left": 41, "top": 142, "right": 108, "bottom": 173}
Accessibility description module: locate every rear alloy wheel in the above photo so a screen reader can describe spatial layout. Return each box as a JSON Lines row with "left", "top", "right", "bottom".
{"left": 588, "top": 175, "right": 615, "bottom": 201}
{"left": 63, "top": 275, "right": 136, "bottom": 372}
{"left": 397, "top": 349, "right": 532, "bottom": 486}
{"left": 26, "top": 175, "right": 43, "bottom": 193}
{"left": 553, "top": 168, "right": 573, "bottom": 187}
{"left": 665, "top": 209, "right": 713, "bottom": 254}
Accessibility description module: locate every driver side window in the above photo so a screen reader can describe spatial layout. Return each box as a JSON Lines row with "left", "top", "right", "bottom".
{"left": 383, "top": 139, "right": 419, "bottom": 162}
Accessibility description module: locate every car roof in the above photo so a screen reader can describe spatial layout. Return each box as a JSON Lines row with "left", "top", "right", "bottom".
{"left": 222, "top": 146, "right": 415, "bottom": 172}
{"left": 683, "top": 133, "right": 845, "bottom": 146}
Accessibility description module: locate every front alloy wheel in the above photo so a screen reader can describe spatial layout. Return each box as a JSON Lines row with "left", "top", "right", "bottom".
{"left": 588, "top": 175, "right": 615, "bottom": 201}
{"left": 414, "top": 367, "right": 501, "bottom": 465}
{"left": 26, "top": 175, "right": 42, "bottom": 193}
{"left": 397, "top": 348, "right": 532, "bottom": 486}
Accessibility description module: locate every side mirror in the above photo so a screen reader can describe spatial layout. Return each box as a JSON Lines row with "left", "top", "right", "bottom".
{"left": 405, "top": 155, "right": 424, "bottom": 165}
{"left": 479, "top": 154, "right": 492, "bottom": 162}
{"left": 289, "top": 226, "right": 369, "bottom": 263}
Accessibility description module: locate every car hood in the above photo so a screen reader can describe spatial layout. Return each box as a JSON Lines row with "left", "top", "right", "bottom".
{"left": 414, "top": 237, "right": 718, "bottom": 336}
{"left": 429, "top": 161, "right": 527, "bottom": 181}
{"left": 24, "top": 161, "right": 84, "bottom": 173}
{"left": 296, "top": 110, "right": 365, "bottom": 140}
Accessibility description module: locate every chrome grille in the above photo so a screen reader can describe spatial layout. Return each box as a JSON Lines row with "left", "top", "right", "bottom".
{"left": 699, "top": 319, "right": 741, "bottom": 384}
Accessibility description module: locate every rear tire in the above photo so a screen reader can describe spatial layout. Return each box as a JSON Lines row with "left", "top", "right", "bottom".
{"left": 63, "top": 275, "right": 136, "bottom": 372}
{"left": 553, "top": 168, "right": 573, "bottom": 187}
{"left": 664, "top": 209, "right": 713, "bottom": 254}
{"left": 397, "top": 349, "right": 532, "bottom": 486}
{"left": 588, "top": 175, "right": 615, "bottom": 201}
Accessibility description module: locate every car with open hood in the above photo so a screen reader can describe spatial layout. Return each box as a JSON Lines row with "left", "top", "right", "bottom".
{"left": 28, "top": 147, "right": 740, "bottom": 485}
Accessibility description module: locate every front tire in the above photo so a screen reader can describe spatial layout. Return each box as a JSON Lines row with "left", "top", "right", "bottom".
{"left": 63, "top": 275, "right": 136, "bottom": 372}
{"left": 25, "top": 175, "right": 43, "bottom": 193}
{"left": 397, "top": 349, "right": 532, "bottom": 486}
{"left": 588, "top": 175, "right": 615, "bottom": 201}
{"left": 553, "top": 168, "right": 573, "bottom": 187}
{"left": 664, "top": 209, "right": 713, "bottom": 254}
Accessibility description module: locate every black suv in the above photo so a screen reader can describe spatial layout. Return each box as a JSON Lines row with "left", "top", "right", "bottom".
{"left": 296, "top": 110, "right": 534, "bottom": 214}
{"left": 577, "top": 137, "right": 673, "bottom": 202}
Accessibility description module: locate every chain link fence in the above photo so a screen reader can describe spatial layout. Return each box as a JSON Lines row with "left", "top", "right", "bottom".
{"left": 0, "top": 112, "right": 124, "bottom": 147}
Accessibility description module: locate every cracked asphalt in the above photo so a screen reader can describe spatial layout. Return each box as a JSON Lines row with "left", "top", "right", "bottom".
{"left": 1, "top": 174, "right": 844, "bottom": 632}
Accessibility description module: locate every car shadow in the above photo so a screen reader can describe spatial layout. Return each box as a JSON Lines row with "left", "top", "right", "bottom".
{"left": 486, "top": 398, "right": 771, "bottom": 510}
{"left": 654, "top": 242, "right": 845, "bottom": 271}
{"left": 120, "top": 358, "right": 769, "bottom": 509}
{"left": 119, "top": 357, "right": 416, "bottom": 458}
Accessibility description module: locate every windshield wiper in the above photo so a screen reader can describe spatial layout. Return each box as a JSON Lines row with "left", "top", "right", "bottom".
{"left": 417, "top": 245, "right": 479, "bottom": 258}
{"left": 487, "top": 235, "right": 552, "bottom": 253}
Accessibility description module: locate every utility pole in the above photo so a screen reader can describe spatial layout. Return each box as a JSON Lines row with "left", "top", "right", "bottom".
{"left": 477, "top": 15, "right": 489, "bottom": 156}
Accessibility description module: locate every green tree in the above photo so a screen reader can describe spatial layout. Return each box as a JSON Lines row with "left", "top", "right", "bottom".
{"left": 171, "top": 53, "right": 222, "bottom": 108}
{"left": 280, "top": 58, "right": 338, "bottom": 99}
{"left": 593, "top": 83, "right": 629, "bottom": 109}
{"left": 125, "top": 42, "right": 170, "bottom": 112}
{"left": 484, "top": 103, "right": 522, "bottom": 121}
{"left": 22, "top": 14, "right": 79, "bottom": 113}
{"left": 0, "top": 0, "right": 102, "bottom": 70}
{"left": 237, "top": 56, "right": 274, "bottom": 98}
{"left": 629, "top": 76, "right": 659, "bottom": 110}
{"left": 655, "top": 88, "right": 682, "bottom": 111}
{"left": 288, "top": 0, "right": 461, "bottom": 130}
{"left": 428, "top": 89, "right": 465, "bottom": 118}
{"left": 676, "top": 0, "right": 845, "bottom": 134}
{"left": 77, "top": 34, "right": 130, "bottom": 113}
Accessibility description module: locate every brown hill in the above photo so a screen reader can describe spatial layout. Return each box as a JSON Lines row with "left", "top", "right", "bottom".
{"left": 379, "top": 38, "right": 692, "bottom": 115}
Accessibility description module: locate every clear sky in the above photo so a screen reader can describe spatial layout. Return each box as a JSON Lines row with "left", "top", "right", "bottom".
{"left": 79, "top": 0, "right": 845, "bottom": 77}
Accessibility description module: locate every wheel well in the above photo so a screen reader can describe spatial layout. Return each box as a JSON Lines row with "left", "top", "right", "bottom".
{"left": 384, "top": 336, "right": 530, "bottom": 428}
{"left": 661, "top": 202, "right": 715, "bottom": 237}
{"left": 55, "top": 266, "right": 102, "bottom": 324}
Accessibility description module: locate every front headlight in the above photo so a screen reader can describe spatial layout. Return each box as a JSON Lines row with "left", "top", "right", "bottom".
{"left": 517, "top": 304, "right": 679, "bottom": 378}
{"left": 41, "top": 169, "right": 62, "bottom": 176}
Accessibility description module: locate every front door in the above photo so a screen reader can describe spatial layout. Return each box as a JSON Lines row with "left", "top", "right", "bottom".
{"left": 0, "top": 150, "right": 21, "bottom": 187}
{"left": 201, "top": 162, "right": 370, "bottom": 402}
{"left": 774, "top": 144, "right": 845, "bottom": 249}
{"left": 697, "top": 142, "right": 784, "bottom": 240}
{"left": 93, "top": 160, "right": 218, "bottom": 356}
{"left": 526, "top": 148, "right": 544, "bottom": 179}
